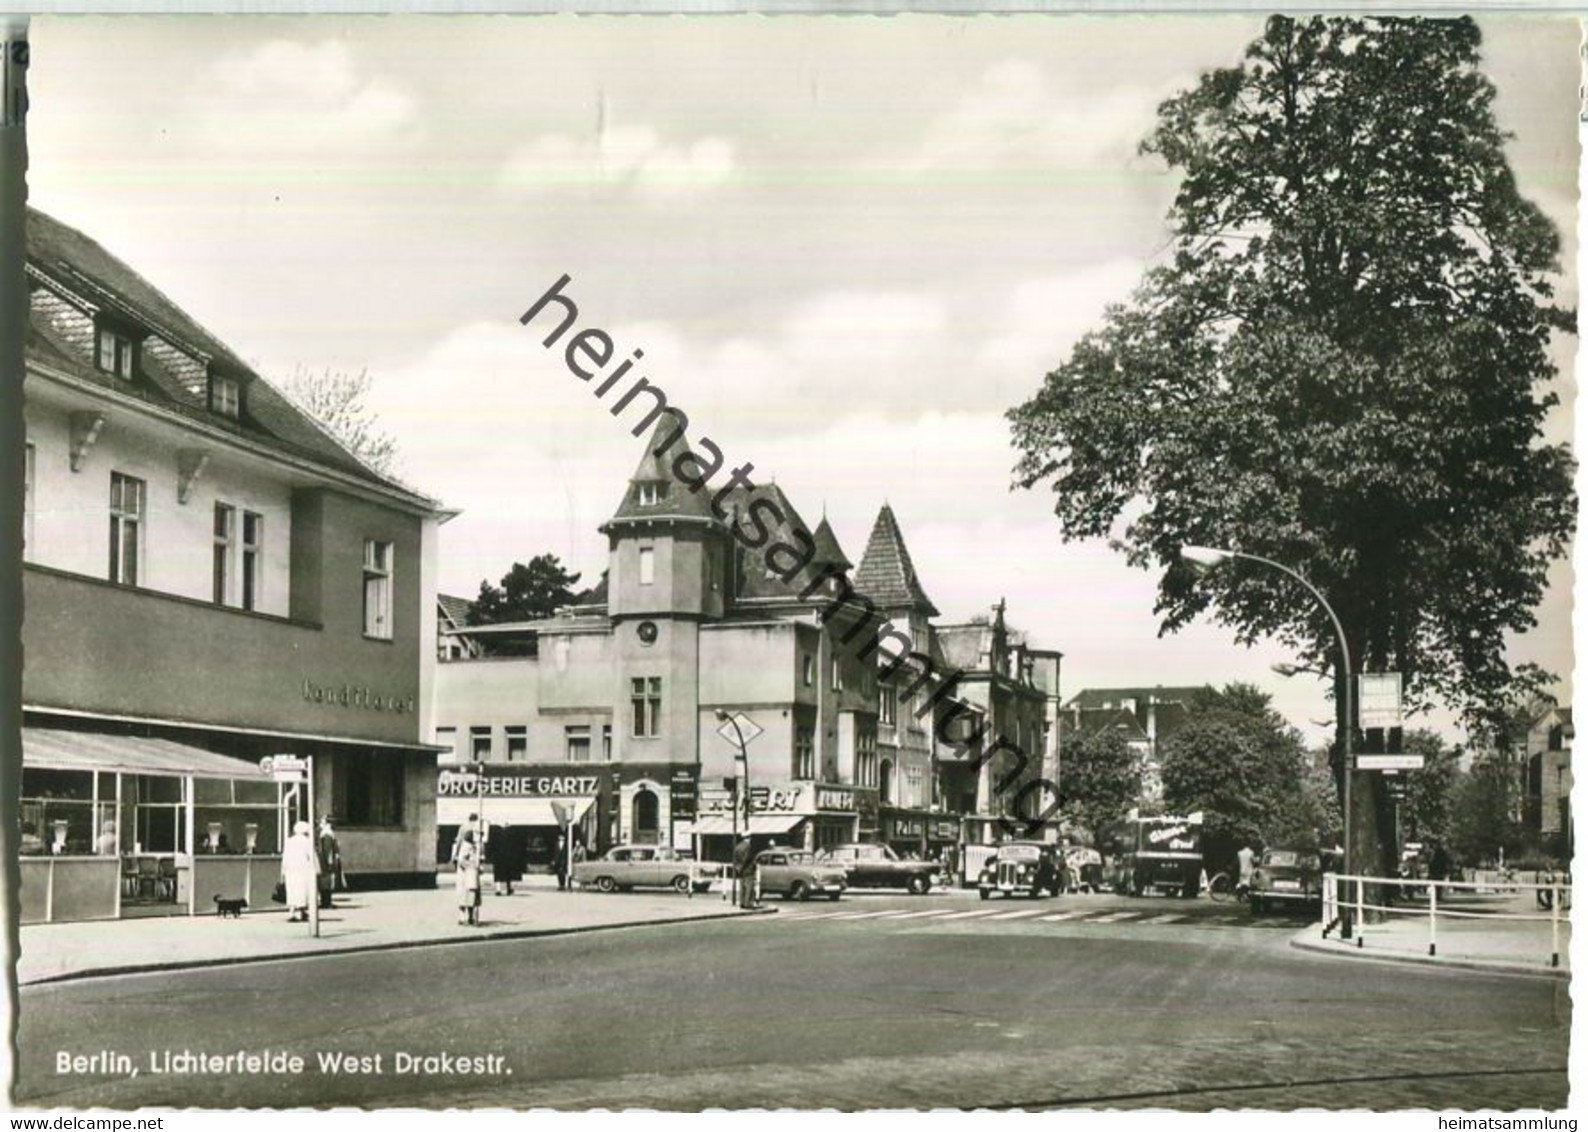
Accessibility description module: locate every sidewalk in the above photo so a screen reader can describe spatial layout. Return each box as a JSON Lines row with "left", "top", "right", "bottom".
{"left": 1291, "top": 891, "right": 1570, "bottom": 978}
{"left": 17, "top": 883, "right": 764, "bottom": 987}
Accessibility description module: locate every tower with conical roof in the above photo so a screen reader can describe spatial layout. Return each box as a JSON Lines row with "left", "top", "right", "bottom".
{"left": 598, "top": 418, "right": 731, "bottom": 842}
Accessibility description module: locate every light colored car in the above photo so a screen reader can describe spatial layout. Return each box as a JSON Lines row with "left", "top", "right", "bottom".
{"left": 756, "top": 848, "right": 848, "bottom": 901}
{"left": 571, "top": 845, "right": 711, "bottom": 894}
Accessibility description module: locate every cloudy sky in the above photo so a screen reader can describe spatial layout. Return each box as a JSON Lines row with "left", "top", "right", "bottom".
{"left": 27, "top": 15, "right": 1580, "bottom": 743}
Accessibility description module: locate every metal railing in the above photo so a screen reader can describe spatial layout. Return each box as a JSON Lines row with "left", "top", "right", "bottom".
{"left": 1321, "top": 872, "right": 1570, "bottom": 969}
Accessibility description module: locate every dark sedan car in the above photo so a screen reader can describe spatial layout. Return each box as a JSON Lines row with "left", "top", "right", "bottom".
{"left": 1249, "top": 847, "right": 1324, "bottom": 913}
{"left": 978, "top": 842, "right": 1064, "bottom": 900}
{"left": 817, "top": 843, "right": 939, "bottom": 894}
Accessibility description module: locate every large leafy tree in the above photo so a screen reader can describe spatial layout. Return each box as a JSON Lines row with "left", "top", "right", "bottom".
{"left": 1060, "top": 728, "right": 1143, "bottom": 848}
{"left": 1399, "top": 730, "right": 1461, "bottom": 848}
{"left": 1009, "top": 17, "right": 1574, "bottom": 877}
{"left": 470, "top": 554, "right": 583, "bottom": 625}
{"left": 1159, "top": 683, "right": 1327, "bottom": 865}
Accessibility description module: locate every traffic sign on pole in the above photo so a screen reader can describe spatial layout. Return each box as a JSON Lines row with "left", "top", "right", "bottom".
{"left": 1356, "top": 753, "right": 1425, "bottom": 771}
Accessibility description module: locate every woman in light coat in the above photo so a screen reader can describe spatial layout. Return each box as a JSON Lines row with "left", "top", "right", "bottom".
{"left": 455, "top": 828, "right": 482, "bottom": 926}
{"left": 281, "top": 820, "right": 320, "bottom": 923}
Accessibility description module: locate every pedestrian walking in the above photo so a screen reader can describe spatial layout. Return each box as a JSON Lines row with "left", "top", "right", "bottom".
{"left": 1236, "top": 844, "right": 1256, "bottom": 898}
{"left": 317, "top": 818, "right": 344, "bottom": 909}
{"left": 455, "top": 829, "right": 482, "bottom": 926}
{"left": 451, "top": 814, "right": 478, "bottom": 866}
{"left": 488, "top": 824, "right": 524, "bottom": 896}
{"left": 280, "top": 820, "right": 319, "bottom": 923}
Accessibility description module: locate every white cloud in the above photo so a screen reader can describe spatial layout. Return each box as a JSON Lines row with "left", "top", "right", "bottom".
{"left": 499, "top": 124, "right": 737, "bottom": 198}
{"left": 190, "top": 40, "right": 419, "bottom": 155}
{"left": 903, "top": 59, "right": 1171, "bottom": 174}
{"left": 978, "top": 258, "right": 1146, "bottom": 378}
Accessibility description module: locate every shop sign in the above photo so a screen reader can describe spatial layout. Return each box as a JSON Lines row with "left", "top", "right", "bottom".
{"left": 892, "top": 819, "right": 924, "bottom": 839}
{"left": 670, "top": 768, "right": 699, "bottom": 822}
{"left": 438, "top": 771, "right": 602, "bottom": 798}
{"left": 701, "top": 783, "right": 807, "bottom": 814}
{"left": 301, "top": 678, "right": 415, "bottom": 714}
{"left": 815, "top": 784, "right": 854, "bottom": 812}
{"left": 933, "top": 820, "right": 960, "bottom": 841}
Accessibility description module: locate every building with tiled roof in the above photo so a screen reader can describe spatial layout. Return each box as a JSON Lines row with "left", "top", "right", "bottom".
{"left": 433, "top": 421, "right": 1063, "bottom": 868}
{"left": 1062, "top": 686, "right": 1204, "bottom": 805}
{"left": 21, "top": 208, "right": 451, "bottom": 921}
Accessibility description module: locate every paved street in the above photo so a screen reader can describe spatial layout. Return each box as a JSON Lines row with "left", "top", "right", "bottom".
{"left": 17, "top": 891, "right": 1568, "bottom": 1110}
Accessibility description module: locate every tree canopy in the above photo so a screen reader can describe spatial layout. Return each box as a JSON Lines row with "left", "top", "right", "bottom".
{"left": 282, "top": 366, "right": 401, "bottom": 477}
{"left": 1060, "top": 727, "right": 1143, "bottom": 847}
{"left": 1009, "top": 16, "right": 1574, "bottom": 734}
{"left": 470, "top": 554, "right": 583, "bottom": 625}
{"left": 1158, "top": 683, "right": 1332, "bottom": 863}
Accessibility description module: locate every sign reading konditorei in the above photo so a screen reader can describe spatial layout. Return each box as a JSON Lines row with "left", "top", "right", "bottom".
{"left": 301, "top": 678, "right": 416, "bottom": 714}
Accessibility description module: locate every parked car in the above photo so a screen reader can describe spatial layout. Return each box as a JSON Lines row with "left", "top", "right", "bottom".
{"left": 1249, "top": 847, "right": 1323, "bottom": 913}
{"left": 978, "top": 842, "right": 1064, "bottom": 900}
{"left": 818, "top": 843, "right": 939, "bottom": 894}
{"left": 757, "top": 848, "right": 848, "bottom": 901}
{"left": 571, "top": 845, "right": 713, "bottom": 894}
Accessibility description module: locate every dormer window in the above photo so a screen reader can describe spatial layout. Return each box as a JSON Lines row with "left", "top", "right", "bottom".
{"left": 637, "top": 482, "right": 662, "bottom": 506}
{"left": 96, "top": 325, "right": 135, "bottom": 380}
{"left": 210, "top": 374, "right": 242, "bottom": 419}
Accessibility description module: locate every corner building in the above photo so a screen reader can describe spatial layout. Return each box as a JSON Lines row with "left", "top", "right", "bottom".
{"left": 20, "top": 210, "right": 449, "bottom": 922}
{"left": 435, "top": 424, "right": 1061, "bottom": 867}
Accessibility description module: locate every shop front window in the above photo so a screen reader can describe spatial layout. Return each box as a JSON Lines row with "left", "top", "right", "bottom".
{"left": 20, "top": 768, "right": 106, "bottom": 856}
{"left": 333, "top": 752, "right": 405, "bottom": 828}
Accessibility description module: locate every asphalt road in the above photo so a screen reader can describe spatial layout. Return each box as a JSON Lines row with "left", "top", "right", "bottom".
{"left": 16, "top": 892, "right": 1570, "bottom": 1110}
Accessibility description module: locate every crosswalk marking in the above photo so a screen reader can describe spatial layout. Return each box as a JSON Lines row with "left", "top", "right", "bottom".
{"left": 887, "top": 908, "right": 962, "bottom": 920}
{"left": 1089, "top": 911, "right": 1143, "bottom": 923}
{"left": 827, "top": 910, "right": 899, "bottom": 920}
{"left": 984, "top": 907, "right": 1050, "bottom": 920}
{"left": 937, "top": 908, "right": 1003, "bottom": 921}
{"left": 1038, "top": 910, "right": 1089, "bottom": 922}
{"left": 1141, "top": 914, "right": 1189, "bottom": 924}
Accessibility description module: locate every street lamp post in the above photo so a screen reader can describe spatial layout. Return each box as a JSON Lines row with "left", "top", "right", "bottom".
{"left": 715, "top": 709, "right": 752, "bottom": 907}
{"left": 1181, "top": 545, "right": 1356, "bottom": 936}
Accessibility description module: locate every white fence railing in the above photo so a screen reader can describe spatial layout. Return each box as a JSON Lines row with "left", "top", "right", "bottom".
{"left": 1321, "top": 872, "right": 1570, "bottom": 969}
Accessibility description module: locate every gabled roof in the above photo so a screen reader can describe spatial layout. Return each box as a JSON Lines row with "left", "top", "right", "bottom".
{"left": 25, "top": 208, "right": 430, "bottom": 503}
{"left": 720, "top": 481, "right": 832, "bottom": 601}
{"left": 853, "top": 503, "right": 938, "bottom": 617}
{"left": 604, "top": 417, "right": 719, "bottom": 527}
{"left": 437, "top": 593, "right": 475, "bottom": 630}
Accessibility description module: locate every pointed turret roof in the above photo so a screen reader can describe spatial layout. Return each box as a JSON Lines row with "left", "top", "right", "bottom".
{"left": 812, "top": 516, "right": 853, "bottom": 572}
{"left": 853, "top": 503, "right": 938, "bottom": 616}
{"left": 604, "top": 417, "right": 718, "bottom": 528}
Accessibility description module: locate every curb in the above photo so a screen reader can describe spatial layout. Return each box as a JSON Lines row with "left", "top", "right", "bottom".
{"left": 1287, "top": 928, "right": 1569, "bottom": 980}
{"left": 19, "top": 905, "right": 775, "bottom": 989}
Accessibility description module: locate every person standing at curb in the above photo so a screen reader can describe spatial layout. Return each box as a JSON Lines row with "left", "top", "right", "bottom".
{"left": 455, "top": 829, "right": 482, "bottom": 926}
{"left": 281, "top": 820, "right": 319, "bottom": 924}
{"left": 317, "top": 818, "right": 344, "bottom": 910}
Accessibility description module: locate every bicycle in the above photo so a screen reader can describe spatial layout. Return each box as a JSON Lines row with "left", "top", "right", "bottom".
{"left": 1206, "top": 872, "right": 1249, "bottom": 903}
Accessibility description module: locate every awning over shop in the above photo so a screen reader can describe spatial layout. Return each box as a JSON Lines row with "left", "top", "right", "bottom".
{"left": 687, "top": 814, "right": 806, "bottom": 836}
{"left": 22, "top": 728, "right": 273, "bottom": 780}
{"left": 436, "top": 796, "right": 594, "bottom": 827}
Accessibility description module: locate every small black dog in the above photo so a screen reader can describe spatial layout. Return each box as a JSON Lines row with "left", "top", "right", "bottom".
{"left": 213, "top": 894, "right": 248, "bottom": 919}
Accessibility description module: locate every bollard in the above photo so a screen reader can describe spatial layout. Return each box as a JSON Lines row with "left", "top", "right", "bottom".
{"left": 1551, "top": 885, "right": 1561, "bottom": 969}
{"left": 1356, "top": 877, "right": 1365, "bottom": 949}
{"left": 1428, "top": 882, "right": 1437, "bottom": 957}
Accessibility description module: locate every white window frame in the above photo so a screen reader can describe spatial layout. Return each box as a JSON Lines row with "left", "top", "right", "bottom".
{"left": 880, "top": 685, "right": 897, "bottom": 726}
{"left": 795, "top": 728, "right": 815, "bottom": 780}
{"left": 565, "top": 725, "right": 591, "bottom": 763}
{"left": 638, "top": 482, "right": 659, "bottom": 506}
{"left": 363, "top": 539, "right": 394, "bottom": 639}
{"left": 638, "top": 546, "right": 655, "bottom": 586}
{"left": 831, "top": 658, "right": 843, "bottom": 692}
{"left": 97, "top": 326, "right": 135, "bottom": 380}
{"left": 469, "top": 726, "right": 492, "bottom": 762}
{"left": 504, "top": 725, "right": 528, "bottom": 761}
{"left": 803, "top": 655, "right": 815, "bottom": 687}
{"left": 109, "top": 472, "right": 144, "bottom": 586}
{"left": 213, "top": 502, "right": 235, "bottom": 605}
{"left": 211, "top": 374, "right": 241, "bottom": 418}
{"left": 241, "top": 510, "right": 263, "bottom": 611}
{"left": 631, "top": 677, "right": 661, "bottom": 738}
